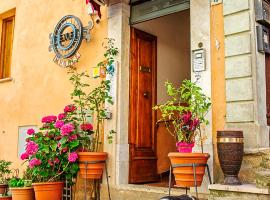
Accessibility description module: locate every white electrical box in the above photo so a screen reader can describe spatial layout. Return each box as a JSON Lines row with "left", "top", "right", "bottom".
{"left": 192, "top": 49, "right": 206, "bottom": 72}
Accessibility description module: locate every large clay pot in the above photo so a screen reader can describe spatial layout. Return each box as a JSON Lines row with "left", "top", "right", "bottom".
{"left": 32, "top": 182, "right": 64, "bottom": 200}
{"left": 0, "top": 197, "right": 12, "bottom": 200}
{"left": 176, "top": 142, "right": 195, "bottom": 153}
{"left": 10, "top": 187, "right": 35, "bottom": 200}
{"left": 78, "top": 152, "right": 108, "bottom": 179}
{"left": 0, "top": 184, "right": 8, "bottom": 195}
{"left": 217, "top": 130, "right": 243, "bottom": 185}
{"left": 168, "top": 153, "right": 210, "bottom": 187}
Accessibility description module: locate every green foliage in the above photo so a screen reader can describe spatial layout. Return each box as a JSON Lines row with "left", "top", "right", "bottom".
{"left": 68, "top": 38, "right": 119, "bottom": 152}
{"left": 0, "top": 160, "right": 12, "bottom": 184}
{"left": 26, "top": 122, "right": 81, "bottom": 184}
{"left": 153, "top": 80, "right": 211, "bottom": 143}
{"left": 21, "top": 38, "right": 118, "bottom": 188}
{"left": 8, "top": 178, "right": 26, "bottom": 188}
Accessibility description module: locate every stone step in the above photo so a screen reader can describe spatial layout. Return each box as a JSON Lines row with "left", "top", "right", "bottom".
{"left": 100, "top": 184, "right": 208, "bottom": 200}
{"left": 255, "top": 169, "right": 270, "bottom": 189}
{"left": 208, "top": 184, "right": 270, "bottom": 200}
{"left": 239, "top": 148, "right": 270, "bottom": 183}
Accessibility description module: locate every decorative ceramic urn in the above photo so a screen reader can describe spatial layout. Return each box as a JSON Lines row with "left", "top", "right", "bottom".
{"left": 217, "top": 130, "right": 244, "bottom": 185}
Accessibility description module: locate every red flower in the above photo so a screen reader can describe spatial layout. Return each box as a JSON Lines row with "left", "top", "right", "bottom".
{"left": 41, "top": 115, "right": 57, "bottom": 123}
{"left": 58, "top": 113, "right": 66, "bottom": 120}
{"left": 80, "top": 123, "right": 93, "bottom": 132}
{"left": 64, "top": 104, "right": 77, "bottom": 113}
{"left": 189, "top": 118, "right": 200, "bottom": 131}
{"left": 182, "top": 112, "right": 192, "bottom": 124}
{"left": 20, "top": 152, "right": 29, "bottom": 160}
{"left": 55, "top": 136, "right": 62, "bottom": 141}
{"left": 54, "top": 158, "right": 60, "bottom": 164}
{"left": 68, "top": 134, "right": 78, "bottom": 142}
{"left": 27, "top": 128, "right": 35, "bottom": 135}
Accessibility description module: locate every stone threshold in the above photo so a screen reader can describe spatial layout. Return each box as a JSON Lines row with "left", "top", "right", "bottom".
{"left": 244, "top": 147, "right": 270, "bottom": 155}
{"left": 115, "top": 184, "right": 209, "bottom": 199}
{"left": 209, "top": 184, "right": 270, "bottom": 195}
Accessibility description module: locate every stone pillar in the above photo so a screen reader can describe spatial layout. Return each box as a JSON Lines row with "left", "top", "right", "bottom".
{"left": 190, "top": 0, "right": 213, "bottom": 193}
{"left": 104, "top": 0, "right": 130, "bottom": 186}
{"left": 223, "top": 0, "right": 269, "bottom": 149}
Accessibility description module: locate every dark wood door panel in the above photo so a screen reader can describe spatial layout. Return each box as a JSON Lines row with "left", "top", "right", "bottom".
{"left": 129, "top": 27, "right": 158, "bottom": 183}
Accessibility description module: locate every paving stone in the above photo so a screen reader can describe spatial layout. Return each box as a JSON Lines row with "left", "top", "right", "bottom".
{"left": 255, "top": 169, "right": 270, "bottom": 189}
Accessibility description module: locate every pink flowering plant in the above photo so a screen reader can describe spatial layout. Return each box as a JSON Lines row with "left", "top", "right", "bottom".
{"left": 21, "top": 112, "right": 81, "bottom": 184}
{"left": 154, "top": 80, "right": 211, "bottom": 148}
{"left": 20, "top": 39, "right": 118, "bottom": 185}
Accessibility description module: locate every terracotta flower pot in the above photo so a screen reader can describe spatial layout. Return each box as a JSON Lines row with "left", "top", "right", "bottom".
{"left": 78, "top": 152, "right": 108, "bottom": 179}
{"left": 168, "top": 152, "right": 210, "bottom": 187}
{"left": 32, "top": 182, "right": 64, "bottom": 200}
{"left": 176, "top": 142, "right": 195, "bottom": 153}
{"left": 0, "top": 196, "right": 12, "bottom": 200}
{"left": 0, "top": 184, "right": 8, "bottom": 195}
{"left": 10, "top": 187, "right": 35, "bottom": 200}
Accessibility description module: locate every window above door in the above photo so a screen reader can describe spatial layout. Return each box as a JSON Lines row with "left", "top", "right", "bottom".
{"left": 130, "top": 0, "right": 190, "bottom": 25}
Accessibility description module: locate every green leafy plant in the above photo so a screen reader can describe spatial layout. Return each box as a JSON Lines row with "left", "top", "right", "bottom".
{"left": 8, "top": 169, "right": 33, "bottom": 188}
{"left": 153, "top": 80, "right": 211, "bottom": 146}
{"left": 8, "top": 178, "right": 25, "bottom": 188}
{"left": 0, "top": 160, "right": 12, "bottom": 184}
{"left": 68, "top": 38, "right": 118, "bottom": 152}
{"left": 20, "top": 38, "right": 118, "bottom": 189}
{"left": 20, "top": 114, "right": 80, "bottom": 184}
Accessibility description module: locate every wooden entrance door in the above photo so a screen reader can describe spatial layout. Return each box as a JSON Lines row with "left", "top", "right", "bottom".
{"left": 129, "top": 28, "right": 158, "bottom": 183}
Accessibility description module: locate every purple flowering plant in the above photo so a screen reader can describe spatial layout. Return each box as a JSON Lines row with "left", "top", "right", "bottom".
{"left": 153, "top": 80, "right": 211, "bottom": 145}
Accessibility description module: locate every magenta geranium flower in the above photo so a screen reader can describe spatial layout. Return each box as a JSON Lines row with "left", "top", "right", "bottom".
{"left": 60, "top": 123, "right": 74, "bottom": 136}
{"left": 27, "top": 128, "right": 35, "bottom": 135}
{"left": 68, "top": 134, "right": 78, "bottom": 142}
{"left": 54, "top": 158, "right": 60, "bottom": 164}
{"left": 182, "top": 112, "right": 192, "bottom": 124}
{"left": 41, "top": 115, "right": 57, "bottom": 123}
{"left": 29, "top": 158, "right": 41, "bottom": 168}
{"left": 68, "top": 152, "right": 78, "bottom": 163}
{"left": 26, "top": 141, "right": 39, "bottom": 155}
{"left": 20, "top": 152, "right": 29, "bottom": 160}
{"left": 61, "top": 147, "right": 68, "bottom": 153}
{"left": 55, "top": 120, "right": 65, "bottom": 129}
{"left": 80, "top": 123, "right": 93, "bottom": 131}
{"left": 58, "top": 113, "right": 66, "bottom": 120}
{"left": 64, "top": 104, "right": 77, "bottom": 113}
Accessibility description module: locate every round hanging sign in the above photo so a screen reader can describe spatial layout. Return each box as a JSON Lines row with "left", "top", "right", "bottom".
{"left": 49, "top": 15, "right": 92, "bottom": 67}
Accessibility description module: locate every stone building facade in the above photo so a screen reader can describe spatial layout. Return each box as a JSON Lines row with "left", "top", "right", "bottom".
{"left": 0, "top": 0, "right": 269, "bottom": 199}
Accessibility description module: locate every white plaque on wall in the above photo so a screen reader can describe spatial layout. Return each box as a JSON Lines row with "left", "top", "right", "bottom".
{"left": 192, "top": 49, "right": 206, "bottom": 72}
{"left": 18, "top": 126, "right": 38, "bottom": 158}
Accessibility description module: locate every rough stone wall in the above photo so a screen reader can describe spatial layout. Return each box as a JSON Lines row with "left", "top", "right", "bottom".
{"left": 223, "top": 0, "right": 269, "bottom": 148}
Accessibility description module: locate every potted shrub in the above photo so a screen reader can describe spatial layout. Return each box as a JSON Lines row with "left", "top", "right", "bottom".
{"left": 154, "top": 80, "right": 211, "bottom": 187}
{"left": 0, "top": 195, "right": 12, "bottom": 200}
{"left": 20, "top": 38, "right": 118, "bottom": 199}
{"left": 20, "top": 115, "right": 81, "bottom": 200}
{"left": 8, "top": 176, "right": 35, "bottom": 200}
{"left": 67, "top": 38, "right": 118, "bottom": 197}
{"left": 0, "top": 160, "right": 12, "bottom": 196}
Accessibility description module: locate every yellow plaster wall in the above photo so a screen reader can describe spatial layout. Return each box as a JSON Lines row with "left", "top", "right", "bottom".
{"left": 210, "top": 3, "right": 226, "bottom": 182}
{"left": 0, "top": 0, "right": 108, "bottom": 169}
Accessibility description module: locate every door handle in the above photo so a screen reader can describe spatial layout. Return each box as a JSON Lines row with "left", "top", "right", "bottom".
{"left": 143, "top": 91, "right": 150, "bottom": 98}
